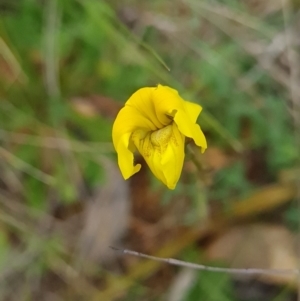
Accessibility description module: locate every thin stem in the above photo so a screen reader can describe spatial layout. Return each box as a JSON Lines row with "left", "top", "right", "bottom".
{"left": 111, "top": 247, "right": 299, "bottom": 277}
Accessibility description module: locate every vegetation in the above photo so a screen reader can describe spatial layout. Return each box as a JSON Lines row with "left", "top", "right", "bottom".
{"left": 0, "top": 0, "right": 299, "bottom": 300}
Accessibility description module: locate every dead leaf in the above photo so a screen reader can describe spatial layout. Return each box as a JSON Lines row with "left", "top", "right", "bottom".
{"left": 206, "top": 224, "right": 298, "bottom": 285}
{"left": 94, "top": 182, "right": 297, "bottom": 301}
{"left": 77, "top": 158, "right": 130, "bottom": 263}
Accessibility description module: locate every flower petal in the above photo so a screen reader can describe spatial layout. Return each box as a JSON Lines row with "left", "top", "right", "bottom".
{"left": 184, "top": 101, "right": 202, "bottom": 123}
{"left": 152, "top": 85, "right": 186, "bottom": 124}
{"left": 126, "top": 87, "right": 165, "bottom": 129}
{"left": 115, "top": 132, "right": 141, "bottom": 179}
{"left": 132, "top": 123, "right": 185, "bottom": 189}
{"left": 159, "top": 123, "right": 185, "bottom": 189}
{"left": 173, "top": 109, "right": 207, "bottom": 152}
{"left": 113, "top": 105, "right": 157, "bottom": 145}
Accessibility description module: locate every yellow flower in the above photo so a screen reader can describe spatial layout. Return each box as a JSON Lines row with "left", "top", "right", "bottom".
{"left": 112, "top": 85, "right": 207, "bottom": 189}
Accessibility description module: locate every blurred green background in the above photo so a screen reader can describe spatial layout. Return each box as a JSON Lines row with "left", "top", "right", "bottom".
{"left": 0, "top": 0, "right": 299, "bottom": 300}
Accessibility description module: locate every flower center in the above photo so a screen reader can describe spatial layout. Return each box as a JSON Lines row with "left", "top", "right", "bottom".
{"left": 131, "top": 124, "right": 174, "bottom": 159}
{"left": 150, "top": 124, "right": 173, "bottom": 147}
